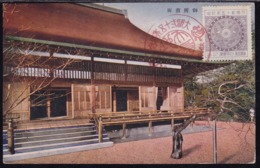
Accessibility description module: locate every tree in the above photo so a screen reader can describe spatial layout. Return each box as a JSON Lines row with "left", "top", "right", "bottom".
{"left": 174, "top": 31, "right": 255, "bottom": 162}
{"left": 182, "top": 61, "right": 255, "bottom": 163}
{"left": 171, "top": 115, "right": 197, "bottom": 159}
{"left": 184, "top": 76, "right": 201, "bottom": 107}
{"left": 3, "top": 37, "right": 82, "bottom": 120}
{"left": 184, "top": 59, "right": 255, "bottom": 122}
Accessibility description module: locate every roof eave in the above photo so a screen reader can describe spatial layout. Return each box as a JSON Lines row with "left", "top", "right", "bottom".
{"left": 4, "top": 35, "right": 234, "bottom": 65}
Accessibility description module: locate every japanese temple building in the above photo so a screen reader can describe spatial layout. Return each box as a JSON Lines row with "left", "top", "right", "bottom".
{"left": 3, "top": 3, "right": 227, "bottom": 122}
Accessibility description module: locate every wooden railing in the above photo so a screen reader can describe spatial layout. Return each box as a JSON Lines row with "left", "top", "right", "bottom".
{"left": 88, "top": 108, "right": 212, "bottom": 143}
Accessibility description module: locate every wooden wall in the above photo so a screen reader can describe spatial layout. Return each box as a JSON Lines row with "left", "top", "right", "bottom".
{"left": 127, "top": 90, "right": 139, "bottom": 112}
{"left": 3, "top": 80, "right": 184, "bottom": 121}
{"left": 71, "top": 84, "right": 111, "bottom": 118}
{"left": 3, "top": 81, "right": 30, "bottom": 120}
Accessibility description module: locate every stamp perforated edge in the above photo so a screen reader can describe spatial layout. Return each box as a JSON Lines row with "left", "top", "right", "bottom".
{"left": 202, "top": 5, "right": 252, "bottom": 61}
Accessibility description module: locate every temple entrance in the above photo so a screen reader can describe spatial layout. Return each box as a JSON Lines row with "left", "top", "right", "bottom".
{"left": 50, "top": 90, "right": 67, "bottom": 117}
{"left": 116, "top": 90, "right": 127, "bottom": 112}
{"left": 30, "top": 88, "right": 68, "bottom": 120}
{"left": 30, "top": 90, "right": 48, "bottom": 120}
{"left": 112, "top": 87, "right": 139, "bottom": 112}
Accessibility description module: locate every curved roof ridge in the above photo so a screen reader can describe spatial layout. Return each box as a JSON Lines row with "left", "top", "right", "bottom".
{"left": 76, "top": 3, "right": 125, "bottom": 16}
{"left": 3, "top": 3, "right": 202, "bottom": 60}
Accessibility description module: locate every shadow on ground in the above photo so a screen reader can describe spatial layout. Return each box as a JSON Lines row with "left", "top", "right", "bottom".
{"left": 219, "top": 154, "right": 237, "bottom": 163}
{"left": 184, "top": 144, "right": 202, "bottom": 157}
{"left": 105, "top": 121, "right": 224, "bottom": 143}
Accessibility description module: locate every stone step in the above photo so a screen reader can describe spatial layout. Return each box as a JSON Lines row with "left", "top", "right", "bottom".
{"left": 2, "top": 124, "right": 96, "bottom": 141}
{"left": 14, "top": 126, "right": 95, "bottom": 138}
{"left": 2, "top": 124, "right": 113, "bottom": 162}
{"left": 14, "top": 130, "right": 97, "bottom": 143}
{"left": 3, "top": 133, "right": 108, "bottom": 148}
{"left": 3, "top": 136, "right": 110, "bottom": 155}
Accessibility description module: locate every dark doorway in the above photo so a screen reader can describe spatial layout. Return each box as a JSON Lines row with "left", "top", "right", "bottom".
{"left": 156, "top": 87, "right": 163, "bottom": 110}
{"left": 50, "top": 90, "right": 67, "bottom": 117}
{"left": 30, "top": 89, "right": 67, "bottom": 120}
{"left": 116, "top": 90, "right": 127, "bottom": 112}
{"left": 30, "top": 90, "right": 48, "bottom": 120}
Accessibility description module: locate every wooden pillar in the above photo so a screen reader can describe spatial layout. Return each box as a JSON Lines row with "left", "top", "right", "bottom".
{"left": 148, "top": 121, "right": 152, "bottom": 136}
{"left": 167, "top": 87, "right": 170, "bottom": 110}
{"left": 127, "top": 91, "right": 130, "bottom": 112}
{"left": 113, "top": 91, "right": 117, "bottom": 112}
{"left": 91, "top": 56, "right": 96, "bottom": 113}
{"left": 49, "top": 50, "right": 55, "bottom": 79}
{"left": 26, "top": 82, "right": 30, "bottom": 120}
{"left": 171, "top": 118, "right": 174, "bottom": 131}
{"left": 7, "top": 119, "right": 15, "bottom": 154}
{"left": 153, "top": 86, "right": 156, "bottom": 112}
{"left": 71, "top": 84, "right": 75, "bottom": 119}
{"left": 139, "top": 86, "right": 142, "bottom": 111}
{"left": 148, "top": 113, "right": 152, "bottom": 136}
{"left": 122, "top": 114, "right": 126, "bottom": 139}
{"left": 47, "top": 90, "right": 51, "bottom": 118}
{"left": 125, "top": 59, "right": 127, "bottom": 81}
{"left": 122, "top": 123, "right": 126, "bottom": 139}
{"left": 153, "top": 60, "right": 156, "bottom": 84}
{"left": 91, "top": 85, "right": 96, "bottom": 113}
{"left": 98, "top": 116, "right": 103, "bottom": 143}
{"left": 109, "top": 86, "right": 112, "bottom": 112}
{"left": 182, "top": 78, "right": 184, "bottom": 112}
{"left": 152, "top": 61, "right": 156, "bottom": 112}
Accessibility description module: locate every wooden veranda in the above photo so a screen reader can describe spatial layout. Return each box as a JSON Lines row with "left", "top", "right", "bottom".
{"left": 89, "top": 108, "right": 213, "bottom": 142}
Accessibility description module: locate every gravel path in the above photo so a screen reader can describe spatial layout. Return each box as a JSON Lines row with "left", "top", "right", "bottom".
{"left": 8, "top": 121, "right": 255, "bottom": 164}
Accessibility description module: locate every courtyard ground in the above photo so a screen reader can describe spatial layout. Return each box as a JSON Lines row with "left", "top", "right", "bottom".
{"left": 6, "top": 121, "right": 255, "bottom": 164}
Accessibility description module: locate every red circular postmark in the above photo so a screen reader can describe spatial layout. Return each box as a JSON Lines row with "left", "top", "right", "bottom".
{"left": 144, "top": 14, "right": 211, "bottom": 62}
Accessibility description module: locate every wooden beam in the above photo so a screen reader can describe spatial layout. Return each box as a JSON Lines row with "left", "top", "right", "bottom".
{"left": 101, "top": 115, "right": 193, "bottom": 125}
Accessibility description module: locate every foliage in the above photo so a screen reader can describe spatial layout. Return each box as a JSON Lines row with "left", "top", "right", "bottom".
{"left": 184, "top": 59, "right": 255, "bottom": 122}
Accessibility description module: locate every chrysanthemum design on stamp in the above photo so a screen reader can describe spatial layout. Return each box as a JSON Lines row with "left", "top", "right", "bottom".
{"left": 208, "top": 16, "right": 246, "bottom": 52}
{"left": 202, "top": 5, "right": 252, "bottom": 61}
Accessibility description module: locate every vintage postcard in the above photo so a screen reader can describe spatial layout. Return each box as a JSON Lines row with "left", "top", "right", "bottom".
{"left": 2, "top": 1, "right": 255, "bottom": 164}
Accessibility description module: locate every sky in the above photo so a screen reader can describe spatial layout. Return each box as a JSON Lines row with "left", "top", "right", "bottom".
{"left": 102, "top": 2, "right": 255, "bottom": 33}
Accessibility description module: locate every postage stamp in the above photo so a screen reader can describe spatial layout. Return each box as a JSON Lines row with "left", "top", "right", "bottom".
{"left": 202, "top": 5, "right": 252, "bottom": 61}
{"left": 144, "top": 14, "right": 211, "bottom": 61}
